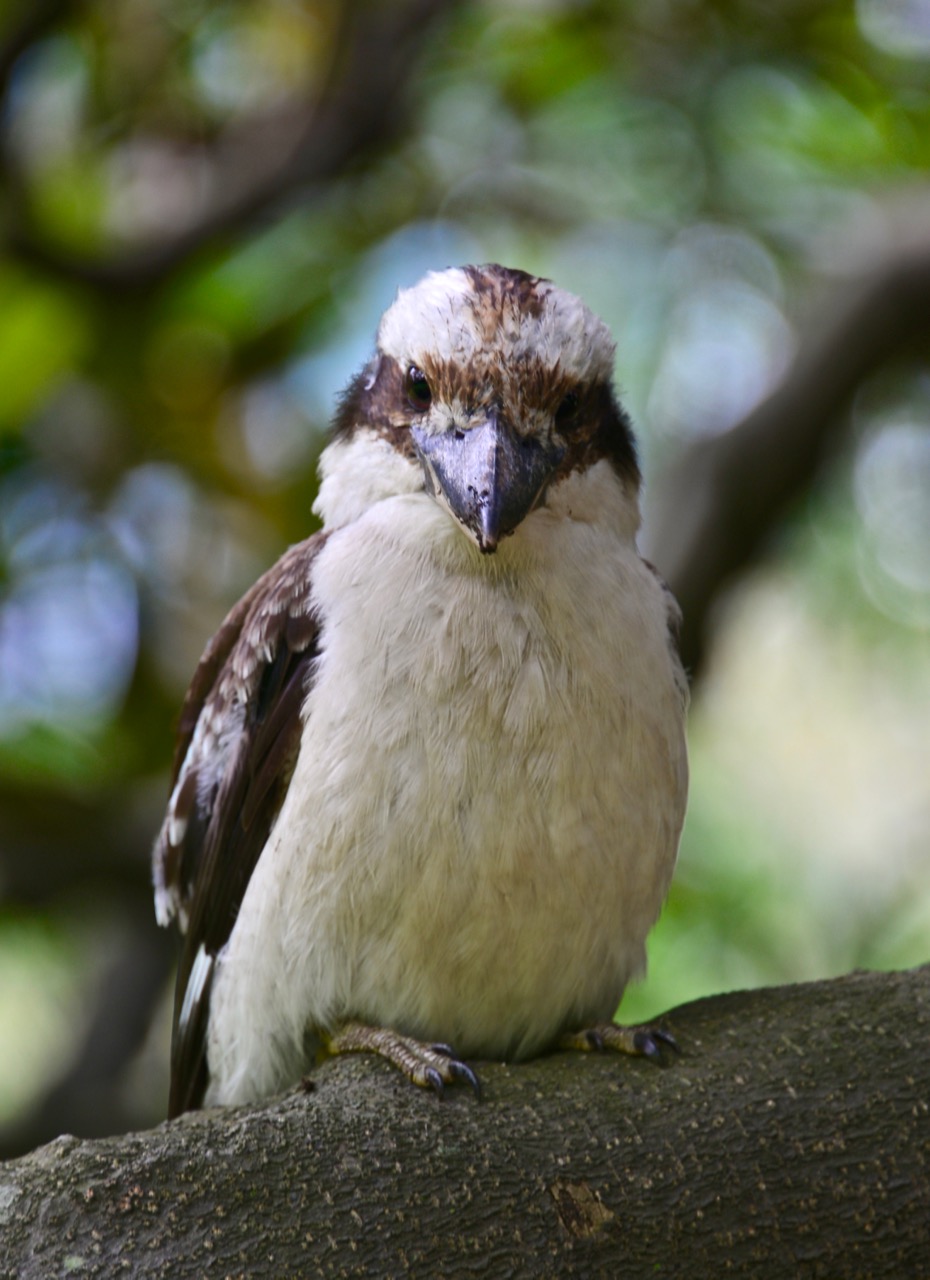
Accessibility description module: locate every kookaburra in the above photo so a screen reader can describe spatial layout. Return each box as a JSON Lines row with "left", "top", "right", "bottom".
{"left": 153, "top": 264, "right": 689, "bottom": 1117}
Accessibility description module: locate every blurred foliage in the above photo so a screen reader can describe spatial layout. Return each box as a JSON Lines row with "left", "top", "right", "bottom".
{"left": 0, "top": 0, "right": 928, "bottom": 1137}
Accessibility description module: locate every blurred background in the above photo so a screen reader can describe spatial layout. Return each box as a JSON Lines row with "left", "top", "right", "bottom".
{"left": 0, "top": 0, "right": 928, "bottom": 1156}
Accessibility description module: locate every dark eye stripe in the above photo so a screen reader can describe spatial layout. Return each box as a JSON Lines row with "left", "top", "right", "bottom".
{"left": 555, "top": 390, "right": 580, "bottom": 425}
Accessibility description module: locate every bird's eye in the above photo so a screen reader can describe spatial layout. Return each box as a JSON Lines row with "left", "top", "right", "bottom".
{"left": 555, "top": 391, "right": 580, "bottom": 425}
{"left": 405, "top": 366, "right": 432, "bottom": 411}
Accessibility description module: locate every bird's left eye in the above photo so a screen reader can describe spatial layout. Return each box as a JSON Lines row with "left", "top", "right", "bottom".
{"left": 406, "top": 366, "right": 432, "bottom": 411}
{"left": 555, "top": 391, "right": 580, "bottom": 426}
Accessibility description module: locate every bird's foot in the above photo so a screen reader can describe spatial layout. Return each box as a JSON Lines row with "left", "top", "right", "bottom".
{"left": 323, "top": 1021, "right": 482, "bottom": 1097}
{"left": 559, "top": 1020, "right": 679, "bottom": 1063}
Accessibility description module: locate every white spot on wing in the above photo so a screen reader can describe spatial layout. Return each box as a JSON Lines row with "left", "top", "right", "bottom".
{"left": 154, "top": 883, "right": 176, "bottom": 929}
{"left": 178, "top": 943, "right": 214, "bottom": 1038}
{"left": 168, "top": 811, "right": 187, "bottom": 849}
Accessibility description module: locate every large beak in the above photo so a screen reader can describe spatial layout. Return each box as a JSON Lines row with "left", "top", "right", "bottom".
{"left": 411, "top": 412, "right": 565, "bottom": 554}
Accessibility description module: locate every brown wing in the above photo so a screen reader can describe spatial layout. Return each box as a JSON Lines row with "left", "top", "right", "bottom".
{"left": 152, "top": 533, "right": 328, "bottom": 1116}
{"left": 642, "top": 557, "right": 690, "bottom": 710}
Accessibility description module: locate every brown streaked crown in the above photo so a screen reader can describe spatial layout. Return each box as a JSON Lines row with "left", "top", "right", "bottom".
{"left": 332, "top": 264, "right": 640, "bottom": 488}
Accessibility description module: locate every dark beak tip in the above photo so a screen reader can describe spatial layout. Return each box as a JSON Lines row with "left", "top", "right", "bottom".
{"left": 475, "top": 522, "right": 499, "bottom": 554}
{"left": 477, "top": 507, "right": 504, "bottom": 554}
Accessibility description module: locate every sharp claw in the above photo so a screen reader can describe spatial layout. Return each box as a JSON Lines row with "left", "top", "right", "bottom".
{"left": 430, "top": 1042, "right": 455, "bottom": 1057}
{"left": 651, "top": 1028, "right": 680, "bottom": 1054}
{"left": 424, "top": 1067, "right": 446, "bottom": 1096}
{"left": 633, "top": 1030, "right": 661, "bottom": 1058}
{"left": 450, "top": 1060, "right": 482, "bottom": 1099}
{"left": 632, "top": 1027, "right": 679, "bottom": 1061}
{"left": 585, "top": 1028, "right": 606, "bottom": 1052}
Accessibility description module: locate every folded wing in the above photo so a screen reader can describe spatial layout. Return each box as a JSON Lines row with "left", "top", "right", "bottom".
{"left": 152, "top": 535, "right": 327, "bottom": 1116}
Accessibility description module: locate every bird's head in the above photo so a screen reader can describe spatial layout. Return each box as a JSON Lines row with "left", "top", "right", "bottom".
{"left": 316, "top": 264, "right": 641, "bottom": 553}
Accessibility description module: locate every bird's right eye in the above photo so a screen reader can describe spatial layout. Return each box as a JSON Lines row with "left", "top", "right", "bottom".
{"left": 555, "top": 390, "right": 580, "bottom": 426}
{"left": 406, "top": 366, "right": 432, "bottom": 411}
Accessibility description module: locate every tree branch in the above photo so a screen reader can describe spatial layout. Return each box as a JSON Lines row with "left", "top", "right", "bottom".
{"left": 645, "top": 231, "right": 930, "bottom": 677}
{"left": 2, "top": 966, "right": 928, "bottom": 1277}
{"left": 2, "top": 0, "right": 456, "bottom": 294}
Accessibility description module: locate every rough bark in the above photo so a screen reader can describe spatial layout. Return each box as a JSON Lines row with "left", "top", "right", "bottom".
{"left": 1, "top": 966, "right": 927, "bottom": 1279}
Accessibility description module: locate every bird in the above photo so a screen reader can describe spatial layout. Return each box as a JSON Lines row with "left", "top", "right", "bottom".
{"left": 152, "top": 263, "right": 689, "bottom": 1117}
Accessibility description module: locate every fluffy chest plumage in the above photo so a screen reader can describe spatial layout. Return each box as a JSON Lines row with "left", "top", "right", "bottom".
{"left": 205, "top": 485, "right": 686, "bottom": 1105}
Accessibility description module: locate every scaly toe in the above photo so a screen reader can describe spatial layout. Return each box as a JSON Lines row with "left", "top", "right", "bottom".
{"left": 324, "top": 1022, "right": 483, "bottom": 1097}
{"left": 559, "top": 1020, "right": 679, "bottom": 1063}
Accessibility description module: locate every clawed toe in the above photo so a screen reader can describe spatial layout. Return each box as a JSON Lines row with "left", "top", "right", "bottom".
{"left": 631, "top": 1027, "right": 679, "bottom": 1059}
{"left": 444, "top": 1056, "right": 482, "bottom": 1098}
{"left": 559, "top": 1019, "right": 679, "bottom": 1064}
{"left": 325, "top": 1022, "right": 482, "bottom": 1097}
{"left": 633, "top": 1026, "right": 679, "bottom": 1058}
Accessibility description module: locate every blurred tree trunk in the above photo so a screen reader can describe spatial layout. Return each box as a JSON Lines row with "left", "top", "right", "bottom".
{"left": 2, "top": 965, "right": 927, "bottom": 1279}
{"left": 645, "top": 225, "right": 930, "bottom": 675}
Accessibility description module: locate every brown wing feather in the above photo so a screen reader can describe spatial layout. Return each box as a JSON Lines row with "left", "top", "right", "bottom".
{"left": 152, "top": 533, "right": 328, "bottom": 1116}
{"left": 642, "top": 558, "right": 690, "bottom": 709}
{"left": 169, "top": 582, "right": 263, "bottom": 786}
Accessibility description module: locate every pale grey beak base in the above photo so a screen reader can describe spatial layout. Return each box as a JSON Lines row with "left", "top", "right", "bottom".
{"left": 412, "top": 416, "right": 565, "bottom": 553}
